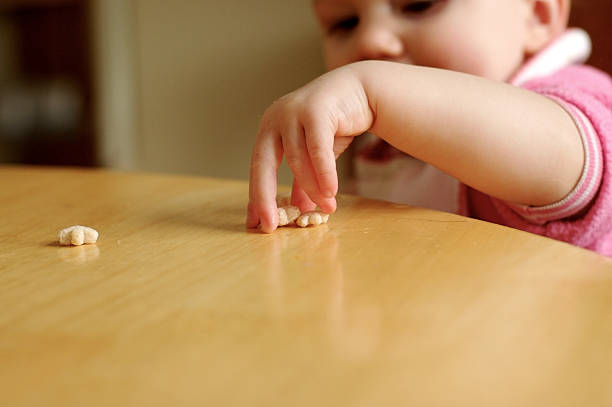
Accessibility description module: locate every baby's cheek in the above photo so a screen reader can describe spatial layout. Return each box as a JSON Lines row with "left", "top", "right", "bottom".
{"left": 417, "top": 36, "right": 507, "bottom": 81}
{"left": 413, "top": 36, "right": 476, "bottom": 73}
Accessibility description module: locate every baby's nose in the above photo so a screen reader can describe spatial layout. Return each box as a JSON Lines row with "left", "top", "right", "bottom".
{"left": 354, "top": 20, "right": 405, "bottom": 61}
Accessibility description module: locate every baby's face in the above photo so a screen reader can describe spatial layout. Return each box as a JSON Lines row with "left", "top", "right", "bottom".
{"left": 313, "top": 0, "right": 533, "bottom": 81}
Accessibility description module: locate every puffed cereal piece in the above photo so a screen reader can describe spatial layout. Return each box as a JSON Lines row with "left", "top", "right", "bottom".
{"left": 277, "top": 205, "right": 300, "bottom": 226}
{"left": 296, "top": 211, "right": 329, "bottom": 228}
{"left": 59, "top": 225, "right": 99, "bottom": 246}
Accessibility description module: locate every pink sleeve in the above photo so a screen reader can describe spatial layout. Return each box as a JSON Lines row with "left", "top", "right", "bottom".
{"left": 505, "top": 97, "right": 603, "bottom": 224}
{"left": 459, "top": 65, "right": 612, "bottom": 256}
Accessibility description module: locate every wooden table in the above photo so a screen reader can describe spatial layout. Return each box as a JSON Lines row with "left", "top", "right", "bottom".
{"left": 1, "top": 165, "right": 611, "bottom": 406}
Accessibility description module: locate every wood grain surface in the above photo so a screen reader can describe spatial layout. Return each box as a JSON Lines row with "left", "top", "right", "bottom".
{"left": 1, "top": 165, "right": 611, "bottom": 406}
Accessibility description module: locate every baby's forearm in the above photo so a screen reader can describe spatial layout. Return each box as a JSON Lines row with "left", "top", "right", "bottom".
{"left": 351, "top": 61, "right": 584, "bottom": 206}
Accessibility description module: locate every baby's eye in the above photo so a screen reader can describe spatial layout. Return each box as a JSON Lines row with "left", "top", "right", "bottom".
{"left": 329, "top": 16, "right": 359, "bottom": 34}
{"left": 400, "top": 0, "right": 436, "bottom": 14}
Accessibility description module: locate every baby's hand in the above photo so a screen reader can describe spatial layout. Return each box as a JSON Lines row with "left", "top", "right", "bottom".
{"left": 247, "top": 64, "right": 374, "bottom": 233}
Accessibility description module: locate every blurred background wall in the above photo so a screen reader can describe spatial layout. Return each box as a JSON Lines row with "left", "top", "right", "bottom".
{"left": 0, "top": 0, "right": 611, "bottom": 186}
{"left": 0, "top": 0, "right": 327, "bottom": 184}
{"left": 126, "top": 0, "right": 328, "bottom": 183}
{"left": 0, "top": 0, "right": 95, "bottom": 165}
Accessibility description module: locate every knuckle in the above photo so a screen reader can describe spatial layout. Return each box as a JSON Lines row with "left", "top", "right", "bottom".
{"left": 300, "top": 105, "right": 325, "bottom": 127}
{"left": 309, "top": 148, "right": 333, "bottom": 170}
{"left": 309, "top": 145, "right": 329, "bottom": 161}
{"left": 317, "top": 168, "right": 336, "bottom": 181}
{"left": 284, "top": 152, "right": 303, "bottom": 171}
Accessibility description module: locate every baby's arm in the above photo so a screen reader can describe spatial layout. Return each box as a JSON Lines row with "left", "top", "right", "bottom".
{"left": 356, "top": 60, "right": 584, "bottom": 207}
{"left": 248, "top": 61, "right": 584, "bottom": 232}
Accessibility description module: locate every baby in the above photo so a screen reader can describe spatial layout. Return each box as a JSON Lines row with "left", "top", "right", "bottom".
{"left": 247, "top": 0, "right": 612, "bottom": 255}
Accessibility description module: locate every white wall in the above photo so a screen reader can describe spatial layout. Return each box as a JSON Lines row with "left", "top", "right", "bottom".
{"left": 95, "top": 0, "right": 333, "bottom": 185}
{"left": 92, "top": 0, "right": 139, "bottom": 170}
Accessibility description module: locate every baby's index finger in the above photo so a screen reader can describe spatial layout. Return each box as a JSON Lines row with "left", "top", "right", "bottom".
{"left": 258, "top": 206, "right": 279, "bottom": 233}
{"left": 248, "top": 130, "right": 284, "bottom": 233}
{"left": 247, "top": 192, "right": 279, "bottom": 233}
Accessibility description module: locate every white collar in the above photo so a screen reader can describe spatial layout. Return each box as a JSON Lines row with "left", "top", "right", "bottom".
{"left": 510, "top": 28, "right": 592, "bottom": 86}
